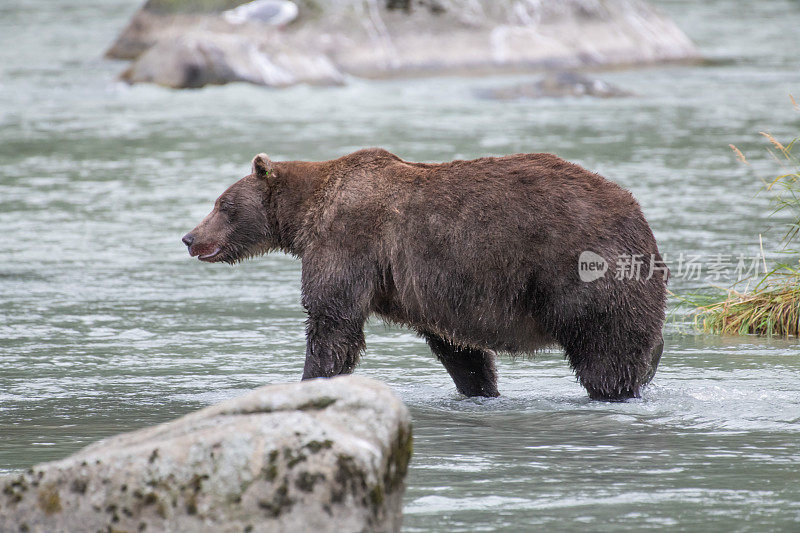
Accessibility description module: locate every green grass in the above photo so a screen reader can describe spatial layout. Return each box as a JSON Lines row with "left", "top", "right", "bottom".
{"left": 693, "top": 272, "right": 800, "bottom": 336}
{"left": 693, "top": 97, "right": 800, "bottom": 337}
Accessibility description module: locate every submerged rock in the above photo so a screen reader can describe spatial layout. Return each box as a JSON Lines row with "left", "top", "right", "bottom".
{"left": 0, "top": 376, "right": 412, "bottom": 533}
{"left": 107, "top": 0, "right": 698, "bottom": 89}
{"left": 479, "top": 72, "right": 633, "bottom": 99}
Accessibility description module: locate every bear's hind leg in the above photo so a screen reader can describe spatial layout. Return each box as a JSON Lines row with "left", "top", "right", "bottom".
{"left": 421, "top": 331, "right": 500, "bottom": 397}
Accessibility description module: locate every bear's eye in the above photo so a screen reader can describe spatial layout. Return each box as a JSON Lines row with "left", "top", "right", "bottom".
{"left": 219, "top": 202, "right": 235, "bottom": 215}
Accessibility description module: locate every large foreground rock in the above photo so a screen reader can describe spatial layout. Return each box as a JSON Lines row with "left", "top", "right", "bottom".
{"left": 108, "top": 0, "right": 698, "bottom": 89}
{"left": 0, "top": 376, "right": 412, "bottom": 533}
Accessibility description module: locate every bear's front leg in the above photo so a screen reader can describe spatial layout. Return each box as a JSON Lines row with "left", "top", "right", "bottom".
{"left": 300, "top": 251, "right": 372, "bottom": 380}
{"left": 302, "top": 310, "right": 366, "bottom": 379}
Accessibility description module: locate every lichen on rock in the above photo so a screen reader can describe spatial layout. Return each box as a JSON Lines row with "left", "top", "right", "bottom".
{"left": 0, "top": 376, "right": 411, "bottom": 533}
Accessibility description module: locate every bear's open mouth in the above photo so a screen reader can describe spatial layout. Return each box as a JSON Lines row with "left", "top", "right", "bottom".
{"left": 198, "top": 247, "right": 222, "bottom": 262}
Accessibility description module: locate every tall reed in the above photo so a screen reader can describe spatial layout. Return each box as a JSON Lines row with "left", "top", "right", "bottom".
{"left": 694, "top": 98, "right": 800, "bottom": 337}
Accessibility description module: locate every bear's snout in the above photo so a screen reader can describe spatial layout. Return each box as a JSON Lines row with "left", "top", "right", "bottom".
{"left": 182, "top": 231, "right": 223, "bottom": 262}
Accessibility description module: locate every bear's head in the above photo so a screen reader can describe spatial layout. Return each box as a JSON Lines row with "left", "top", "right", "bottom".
{"left": 181, "top": 154, "right": 276, "bottom": 264}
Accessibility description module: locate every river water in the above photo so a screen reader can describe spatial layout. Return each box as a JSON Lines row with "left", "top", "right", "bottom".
{"left": 1, "top": 0, "right": 799, "bottom": 530}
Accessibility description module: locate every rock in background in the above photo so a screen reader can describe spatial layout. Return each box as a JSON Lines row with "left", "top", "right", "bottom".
{"left": 0, "top": 376, "right": 412, "bottom": 533}
{"left": 478, "top": 72, "right": 634, "bottom": 99}
{"left": 107, "top": 0, "right": 698, "bottom": 89}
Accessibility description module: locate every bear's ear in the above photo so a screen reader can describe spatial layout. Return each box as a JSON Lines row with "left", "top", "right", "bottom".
{"left": 251, "top": 153, "right": 274, "bottom": 179}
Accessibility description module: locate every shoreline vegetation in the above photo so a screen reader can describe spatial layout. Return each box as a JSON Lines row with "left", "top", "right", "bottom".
{"left": 692, "top": 99, "right": 800, "bottom": 337}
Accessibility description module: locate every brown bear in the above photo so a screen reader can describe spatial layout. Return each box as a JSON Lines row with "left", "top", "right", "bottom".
{"left": 182, "top": 149, "right": 667, "bottom": 400}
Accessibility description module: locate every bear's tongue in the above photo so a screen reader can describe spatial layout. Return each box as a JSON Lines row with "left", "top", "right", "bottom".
{"left": 198, "top": 247, "right": 222, "bottom": 262}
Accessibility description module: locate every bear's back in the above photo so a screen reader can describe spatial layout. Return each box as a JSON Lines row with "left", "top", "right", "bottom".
{"left": 325, "top": 150, "right": 646, "bottom": 257}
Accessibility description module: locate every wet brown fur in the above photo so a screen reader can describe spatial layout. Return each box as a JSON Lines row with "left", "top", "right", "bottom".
{"left": 184, "top": 148, "right": 668, "bottom": 400}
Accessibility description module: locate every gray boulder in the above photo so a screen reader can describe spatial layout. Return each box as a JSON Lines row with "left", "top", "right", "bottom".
{"left": 0, "top": 376, "right": 412, "bottom": 533}
{"left": 108, "top": 0, "right": 698, "bottom": 89}
{"left": 120, "top": 34, "right": 345, "bottom": 88}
